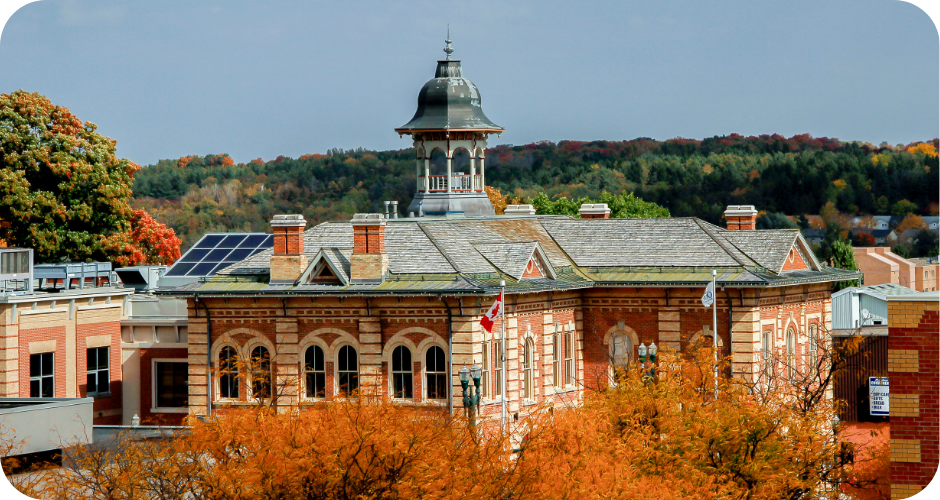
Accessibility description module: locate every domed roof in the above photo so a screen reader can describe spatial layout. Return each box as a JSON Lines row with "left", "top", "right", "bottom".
{"left": 396, "top": 48, "right": 503, "bottom": 134}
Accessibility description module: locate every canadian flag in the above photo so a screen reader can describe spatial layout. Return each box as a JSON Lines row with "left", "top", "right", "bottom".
{"left": 480, "top": 291, "right": 503, "bottom": 333}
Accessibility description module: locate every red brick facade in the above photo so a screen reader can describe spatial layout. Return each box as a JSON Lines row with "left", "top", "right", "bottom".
{"left": 186, "top": 284, "right": 832, "bottom": 420}
{"left": 888, "top": 296, "right": 940, "bottom": 499}
{"left": 138, "top": 347, "right": 188, "bottom": 425}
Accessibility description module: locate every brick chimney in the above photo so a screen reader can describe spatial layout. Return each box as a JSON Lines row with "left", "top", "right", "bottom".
{"left": 723, "top": 205, "right": 758, "bottom": 231}
{"left": 579, "top": 203, "right": 610, "bottom": 219}
{"left": 350, "top": 213, "right": 388, "bottom": 283}
{"left": 270, "top": 214, "right": 308, "bottom": 281}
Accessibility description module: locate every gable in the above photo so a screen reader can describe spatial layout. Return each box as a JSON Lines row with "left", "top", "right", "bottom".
{"left": 521, "top": 255, "right": 544, "bottom": 278}
{"left": 781, "top": 245, "right": 808, "bottom": 271}
{"left": 308, "top": 260, "right": 342, "bottom": 284}
{"left": 296, "top": 248, "right": 350, "bottom": 286}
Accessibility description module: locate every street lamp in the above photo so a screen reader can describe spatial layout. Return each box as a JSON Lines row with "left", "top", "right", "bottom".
{"left": 460, "top": 365, "right": 482, "bottom": 432}
{"left": 637, "top": 342, "right": 657, "bottom": 380}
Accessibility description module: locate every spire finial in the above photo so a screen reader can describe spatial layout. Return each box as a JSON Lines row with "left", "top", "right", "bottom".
{"left": 444, "top": 25, "right": 454, "bottom": 60}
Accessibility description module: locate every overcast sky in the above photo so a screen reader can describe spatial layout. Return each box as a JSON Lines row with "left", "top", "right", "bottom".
{"left": 0, "top": 0, "right": 937, "bottom": 166}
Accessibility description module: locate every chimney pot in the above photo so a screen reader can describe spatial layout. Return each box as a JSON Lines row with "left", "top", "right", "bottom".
{"left": 504, "top": 204, "right": 537, "bottom": 216}
{"left": 579, "top": 203, "right": 610, "bottom": 219}
{"left": 723, "top": 205, "right": 758, "bottom": 231}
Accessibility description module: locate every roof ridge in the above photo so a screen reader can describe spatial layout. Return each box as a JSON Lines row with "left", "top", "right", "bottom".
{"left": 693, "top": 219, "right": 758, "bottom": 268}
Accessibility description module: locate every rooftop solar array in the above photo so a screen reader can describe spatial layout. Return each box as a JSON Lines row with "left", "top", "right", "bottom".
{"left": 165, "top": 233, "right": 273, "bottom": 277}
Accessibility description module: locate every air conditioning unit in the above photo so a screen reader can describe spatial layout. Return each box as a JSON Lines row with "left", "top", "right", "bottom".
{"left": 0, "top": 248, "right": 33, "bottom": 295}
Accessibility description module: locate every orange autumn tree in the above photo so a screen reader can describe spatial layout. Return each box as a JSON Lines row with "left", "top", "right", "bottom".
{"left": 12, "top": 344, "right": 879, "bottom": 500}
{"left": 0, "top": 90, "right": 180, "bottom": 265}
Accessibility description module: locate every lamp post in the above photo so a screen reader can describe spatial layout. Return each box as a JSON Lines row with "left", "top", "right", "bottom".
{"left": 460, "top": 364, "right": 483, "bottom": 432}
{"left": 638, "top": 342, "right": 658, "bottom": 380}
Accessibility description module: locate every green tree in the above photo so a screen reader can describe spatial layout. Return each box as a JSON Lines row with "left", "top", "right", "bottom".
{"left": 912, "top": 229, "right": 939, "bottom": 258}
{"left": 529, "top": 190, "right": 670, "bottom": 218}
{"left": 891, "top": 199, "right": 918, "bottom": 216}
{"left": 0, "top": 91, "right": 177, "bottom": 264}
{"left": 830, "top": 240, "right": 860, "bottom": 290}
{"left": 756, "top": 211, "right": 797, "bottom": 229}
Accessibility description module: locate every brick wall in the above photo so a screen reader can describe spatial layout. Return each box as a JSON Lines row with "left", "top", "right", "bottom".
{"left": 17, "top": 325, "right": 67, "bottom": 398}
{"left": 888, "top": 297, "right": 940, "bottom": 498}
{"left": 77, "top": 321, "right": 123, "bottom": 424}
{"left": 139, "top": 347, "right": 188, "bottom": 425}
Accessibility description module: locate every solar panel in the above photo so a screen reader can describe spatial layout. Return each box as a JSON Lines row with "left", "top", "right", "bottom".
{"left": 164, "top": 232, "right": 275, "bottom": 280}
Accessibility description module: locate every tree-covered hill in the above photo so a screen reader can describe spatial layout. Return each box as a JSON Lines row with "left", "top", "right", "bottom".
{"left": 131, "top": 134, "right": 939, "bottom": 249}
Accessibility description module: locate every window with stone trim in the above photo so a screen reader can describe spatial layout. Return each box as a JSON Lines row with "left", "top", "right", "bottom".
{"left": 762, "top": 331, "right": 772, "bottom": 379}
{"left": 304, "top": 345, "right": 326, "bottom": 398}
{"left": 218, "top": 346, "right": 239, "bottom": 399}
{"left": 391, "top": 345, "right": 413, "bottom": 399}
{"left": 154, "top": 361, "right": 188, "bottom": 408}
{"left": 552, "top": 323, "right": 561, "bottom": 387}
{"left": 481, "top": 340, "right": 489, "bottom": 398}
{"left": 611, "top": 332, "right": 631, "bottom": 369}
{"left": 493, "top": 338, "right": 503, "bottom": 397}
{"left": 337, "top": 345, "right": 359, "bottom": 396}
{"left": 564, "top": 327, "right": 575, "bottom": 386}
{"left": 425, "top": 346, "right": 447, "bottom": 400}
{"left": 523, "top": 338, "right": 534, "bottom": 400}
{"left": 808, "top": 324, "right": 818, "bottom": 377}
{"left": 30, "top": 352, "right": 54, "bottom": 398}
{"left": 785, "top": 328, "right": 795, "bottom": 378}
{"left": 249, "top": 346, "right": 271, "bottom": 400}
{"left": 86, "top": 346, "right": 110, "bottom": 396}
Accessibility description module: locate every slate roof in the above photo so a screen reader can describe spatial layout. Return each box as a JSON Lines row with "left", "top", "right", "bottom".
{"left": 162, "top": 214, "right": 860, "bottom": 297}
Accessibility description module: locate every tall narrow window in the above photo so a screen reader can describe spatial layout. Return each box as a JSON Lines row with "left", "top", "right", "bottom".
{"left": 30, "top": 352, "right": 54, "bottom": 398}
{"left": 552, "top": 324, "right": 561, "bottom": 387}
{"left": 338, "top": 346, "right": 359, "bottom": 396}
{"left": 523, "top": 339, "right": 534, "bottom": 400}
{"left": 762, "top": 331, "right": 772, "bottom": 378}
{"left": 391, "top": 346, "right": 413, "bottom": 399}
{"left": 786, "top": 329, "right": 795, "bottom": 378}
{"left": 426, "top": 346, "right": 447, "bottom": 400}
{"left": 564, "top": 328, "right": 575, "bottom": 386}
{"left": 481, "top": 340, "right": 489, "bottom": 398}
{"left": 250, "top": 346, "right": 271, "bottom": 400}
{"left": 808, "top": 324, "right": 818, "bottom": 376}
{"left": 219, "top": 346, "right": 239, "bottom": 399}
{"left": 304, "top": 345, "right": 326, "bottom": 398}
{"left": 494, "top": 338, "right": 503, "bottom": 397}
{"left": 86, "top": 346, "right": 110, "bottom": 396}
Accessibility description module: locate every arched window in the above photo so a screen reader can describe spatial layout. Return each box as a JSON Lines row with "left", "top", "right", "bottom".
{"left": 785, "top": 329, "right": 795, "bottom": 378}
{"left": 611, "top": 332, "right": 632, "bottom": 368}
{"left": 425, "top": 346, "right": 447, "bottom": 400}
{"left": 391, "top": 346, "right": 413, "bottom": 399}
{"left": 337, "top": 345, "right": 359, "bottom": 396}
{"left": 564, "top": 327, "right": 575, "bottom": 386}
{"left": 219, "top": 346, "right": 239, "bottom": 399}
{"left": 808, "top": 324, "right": 818, "bottom": 377}
{"left": 762, "top": 331, "right": 772, "bottom": 378}
{"left": 304, "top": 345, "right": 326, "bottom": 398}
{"left": 249, "top": 346, "right": 271, "bottom": 400}
{"left": 523, "top": 339, "right": 534, "bottom": 400}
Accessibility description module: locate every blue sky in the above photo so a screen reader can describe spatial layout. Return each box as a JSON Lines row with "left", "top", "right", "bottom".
{"left": 0, "top": 0, "right": 937, "bottom": 166}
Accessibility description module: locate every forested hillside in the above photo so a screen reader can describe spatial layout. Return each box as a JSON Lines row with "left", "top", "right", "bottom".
{"left": 131, "top": 134, "right": 939, "bottom": 249}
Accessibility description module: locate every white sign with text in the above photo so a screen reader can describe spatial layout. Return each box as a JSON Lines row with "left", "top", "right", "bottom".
{"left": 869, "top": 376, "right": 889, "bottom": 417}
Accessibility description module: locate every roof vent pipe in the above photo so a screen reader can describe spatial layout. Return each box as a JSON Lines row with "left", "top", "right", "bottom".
{"left": 419, "top": 201, "right": 424, "bottom": 217}
{"left": 391, "top": 201, "right": 399, "bottom": 219}
{"left": 384, "top": 201, "right": 390, "bottom": 219}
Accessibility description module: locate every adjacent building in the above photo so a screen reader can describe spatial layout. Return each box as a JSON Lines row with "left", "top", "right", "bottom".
{"left": 854, "top": 247, "right": 939, "bottom": 292}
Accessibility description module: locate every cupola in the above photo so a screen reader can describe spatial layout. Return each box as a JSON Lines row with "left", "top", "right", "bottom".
{"left": 395, "top": 32, "right": 502, "bottom": 217}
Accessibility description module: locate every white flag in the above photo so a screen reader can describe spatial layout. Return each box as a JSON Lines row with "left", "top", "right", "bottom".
{"left": 701, "top": 280, "right": 715, "bottom": 307}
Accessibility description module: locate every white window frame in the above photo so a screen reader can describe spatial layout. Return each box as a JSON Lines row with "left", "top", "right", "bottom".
{"left": 523, "top": 338, "right": 534, "bottom": 401}
{"left": 217, "top": 345, "right": 240, "bottom": 400}
{"left": 424, "top": 345, "right": 448, "bottom": 400}
{"left": 481, "top": 340, "right": 489, "bottom": 398}
{"left": 151, "top": 358, "right": 189, "bottom": 413}
{"left": 785, "top": 328, "right": 796, "bottom": 379}
{"left": 303, "top": 345, "right": 327, "bottom": 399}
{"left": 564, "top": 327, "right": 575, "bottom": 387}
{"left": 808, "top": 324, "right": 818, "bottom": 377}
{"left": 336, "top": 344, "right": 360, "bottom": 397}
{"left": 552, "top": 324, "right": 561, "bottom": 387}
{"left": 493, "top": 337, "right": 503, "bottom": 398}
{"left": 762, "top": 331, "right": 772, "bottom": 379}
{"left": 390, "top": 345, "right": 414, "bottom": 400}
{"left": 86, "top": 346, "right": 110, "bottom": 397}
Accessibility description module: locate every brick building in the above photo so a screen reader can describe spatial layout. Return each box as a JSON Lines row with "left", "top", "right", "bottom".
{"left": 887, "top": 291, "right": 940, "bottom": 499}
{"left": 162, "top": 205, "right": 859, "bottom": 421}
{"left": 0, "top": 252, "right": 133, "bottom": 425}
{"left": 161, "top": 42, "right": 859, "bottom": 422}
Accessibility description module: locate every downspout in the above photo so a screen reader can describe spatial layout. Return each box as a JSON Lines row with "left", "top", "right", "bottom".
{"left": 196, "top": 294, "right": 212, "bottom": 418}
{"left": 724, "top": 288, "right": 733, "bottom": 365}
{"left": 438, "top": 294, "right": 454, "bottom": 416}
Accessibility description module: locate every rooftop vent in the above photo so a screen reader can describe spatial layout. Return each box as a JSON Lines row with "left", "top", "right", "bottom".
{"left": 579, "top": 203, "right": 610, "bottom": 219}
{"left": 504, "top": 204, "right": 537, "bottom": 216}
{"left": 0, "top": 248, "right": 33, "bottom": 295}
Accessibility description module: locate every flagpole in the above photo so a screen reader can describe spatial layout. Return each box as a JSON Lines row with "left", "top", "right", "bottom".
{"left": 712, "top": 269, "right": 718, "bottom": 396}
{"left": 500, "top": 280, "right": 507, "bottom": 435}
